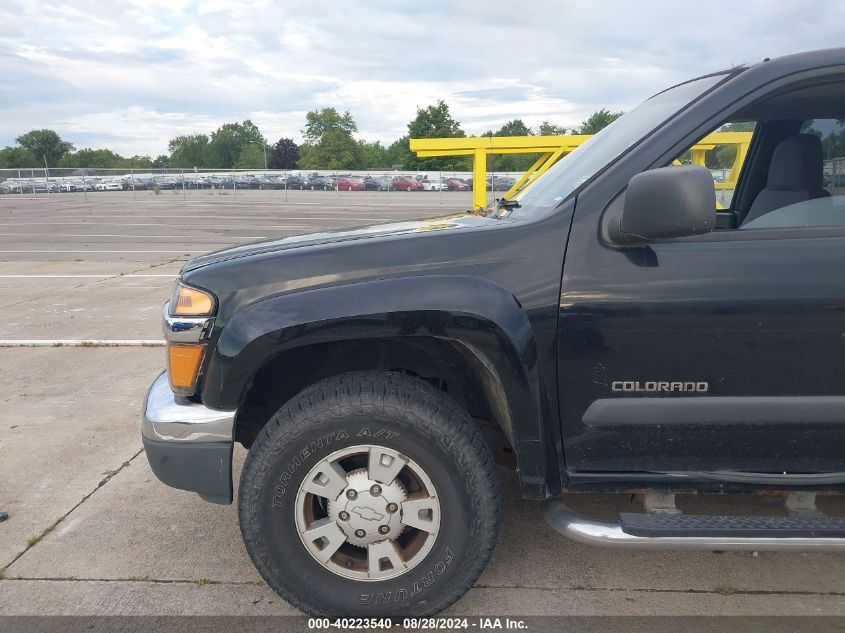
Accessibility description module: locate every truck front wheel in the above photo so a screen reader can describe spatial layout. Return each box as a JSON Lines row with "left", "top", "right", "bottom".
{"left": 238, "top": 370, "right": 501, "bottom": 616}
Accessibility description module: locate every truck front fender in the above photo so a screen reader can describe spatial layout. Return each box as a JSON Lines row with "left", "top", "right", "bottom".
{"left": 201, "top": 275, "right": 554, "bottom": 497}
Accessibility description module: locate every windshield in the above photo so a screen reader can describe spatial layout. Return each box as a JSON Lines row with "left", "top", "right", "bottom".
{"left": 516, "top": 73, "right": 729, "bottom": 208}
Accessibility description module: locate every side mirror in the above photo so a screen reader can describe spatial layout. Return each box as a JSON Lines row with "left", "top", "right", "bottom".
{"left": 614, "top": 165, "right": 716, "bottom": 244}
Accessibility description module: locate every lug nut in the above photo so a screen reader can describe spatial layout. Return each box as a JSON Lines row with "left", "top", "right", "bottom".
{"left": 378, "top": 525, "right": 390, "bottom": 535}
{"left": 354, "top": 529, "right": 366, "bottom": 538}
{"left": 386, "top": 503, "right": 398, "bottom": 514}
{"left": 370, "top": 484, "right": 382, "bottom": 496}
{"left": 346, "top": 489, "right": 358, "bottom": 500}
{"left": 338, "top": 511, "right": 350, "bottom": 521}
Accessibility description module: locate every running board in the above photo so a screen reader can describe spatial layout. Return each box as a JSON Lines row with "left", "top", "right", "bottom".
{"left": 543, "top": 500, "right": 845, "bottom": 551}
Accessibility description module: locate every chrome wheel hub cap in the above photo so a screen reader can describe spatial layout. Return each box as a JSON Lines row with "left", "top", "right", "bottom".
{"left": 328, "top": 469, "right": 407, "bottom": 546}
{"left": 295, "top": 444, "right": 441, "bottom": 581}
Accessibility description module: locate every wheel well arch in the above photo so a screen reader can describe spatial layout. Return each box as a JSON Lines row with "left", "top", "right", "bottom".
{"left": 201, "top": 275, "right": 558, "bottom": 498}
{"left": 234, "top": 336, "right": 516, "bottom": 456}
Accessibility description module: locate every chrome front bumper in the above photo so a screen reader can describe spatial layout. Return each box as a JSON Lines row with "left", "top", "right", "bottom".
{"left": 142, "top": 372, "right": 235, "bottom": 443}
{"left": 142, "top": 371, "right": 237, "bottom": 504}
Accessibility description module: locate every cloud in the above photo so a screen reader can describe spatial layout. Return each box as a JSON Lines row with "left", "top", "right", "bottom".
{"left": 0, "top": 0, "right": 843, "bottom": 156}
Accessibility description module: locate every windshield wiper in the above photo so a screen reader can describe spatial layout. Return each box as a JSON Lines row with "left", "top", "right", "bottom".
{"left": 497, "top": 198, "right": 520, "bottom": 209}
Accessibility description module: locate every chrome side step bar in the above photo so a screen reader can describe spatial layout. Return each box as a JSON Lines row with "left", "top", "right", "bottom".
{"left": 543, "top": 500, "right": 845, "bottom": 551}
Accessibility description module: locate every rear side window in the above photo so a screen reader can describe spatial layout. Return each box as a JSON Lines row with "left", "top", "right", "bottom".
{"left": 804, "top": 119, "right": 845, "bottom": 193}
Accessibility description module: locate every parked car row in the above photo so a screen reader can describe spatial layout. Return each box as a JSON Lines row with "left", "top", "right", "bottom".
{"left": 466, "top": 175, "right": 518, "bottom": 191}
{"left": 294, "top": 175, "right": 480, "bottom": 192}
{"left": 0, "top": 173, "right": 520, "bottom": 194}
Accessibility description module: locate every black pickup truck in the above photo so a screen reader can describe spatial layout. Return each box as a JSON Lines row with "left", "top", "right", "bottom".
{"left": 142, "top": 48, "right": 845, "bottom": 616}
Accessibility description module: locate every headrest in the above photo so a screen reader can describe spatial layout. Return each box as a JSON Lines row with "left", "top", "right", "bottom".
{"left": 767, "top": 134, "right": 824, "bottom": 190}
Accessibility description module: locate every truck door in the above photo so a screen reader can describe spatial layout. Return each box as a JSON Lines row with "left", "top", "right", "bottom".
{"left": 558, "top": 80, "right": 845, "bottom": 476}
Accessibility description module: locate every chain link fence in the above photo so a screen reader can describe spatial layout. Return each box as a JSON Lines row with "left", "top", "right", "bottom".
{"left": 824, "top": 157, "right": 845, "bottom": 192}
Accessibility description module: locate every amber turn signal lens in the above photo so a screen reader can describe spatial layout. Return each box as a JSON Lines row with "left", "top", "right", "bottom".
{"left": 171, "top": 283, "right": 215, "bottom": 317}
{"left": 167, "top": 344, "right": 205, "bottom": 391}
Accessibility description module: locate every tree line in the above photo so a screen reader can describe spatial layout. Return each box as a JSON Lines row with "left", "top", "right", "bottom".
{"left": 0, "top": 101, "right": 625, "bottom": 172}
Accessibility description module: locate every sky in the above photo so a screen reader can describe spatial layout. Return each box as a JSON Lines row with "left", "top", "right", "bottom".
{"left": 0, "top": 0, "right": 842, "bottom": 157}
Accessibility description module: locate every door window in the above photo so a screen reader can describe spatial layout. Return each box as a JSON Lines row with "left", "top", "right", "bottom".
{"left": 668, "top": 79, "right": 845, "bottom": 230}
{"left": 739, "top": 119, "right": 845, "bottom": 229}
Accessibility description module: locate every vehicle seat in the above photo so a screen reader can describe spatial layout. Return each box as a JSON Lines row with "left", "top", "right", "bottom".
{"left": 742, "top": 134, "right": 829, "bottom": 225}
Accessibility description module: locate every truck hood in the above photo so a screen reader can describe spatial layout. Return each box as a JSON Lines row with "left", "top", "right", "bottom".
{"left": 181, "top": 212, "right": 483, "bottom": 273}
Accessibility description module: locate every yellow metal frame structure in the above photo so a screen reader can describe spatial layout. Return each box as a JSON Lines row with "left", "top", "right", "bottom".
{"left": 410, "top": 132, "right": 753, "bottom": 210}
{"left": 410, "top": 135, "right": 589, "bottom": 209}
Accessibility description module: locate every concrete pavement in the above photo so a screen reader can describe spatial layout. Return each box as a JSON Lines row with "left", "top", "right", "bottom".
{"left": 1, "top": 192, "right": 844, "bottom": 618}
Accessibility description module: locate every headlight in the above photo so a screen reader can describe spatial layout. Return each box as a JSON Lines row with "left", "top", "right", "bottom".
{"left": 169, "top": 282, "right": 215, "bottom": 317}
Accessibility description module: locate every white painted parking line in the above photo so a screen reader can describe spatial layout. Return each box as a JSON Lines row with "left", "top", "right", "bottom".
{"left": 0, "top": 222, "right": 313, "bottom": 229}
{"left": 0, "top": 233, "right": 269, "bottom": 239}
{"left": 0, "top": 250, "right": 204, "bottom": 253}
{"left": 0, "top": 215, "right": 402, "bottom": 221}
{"left": 0, "top": 339, "right": 165, "bottom": 347}
{"left": 0, "top": 274, "right": 178, "bottom": 278}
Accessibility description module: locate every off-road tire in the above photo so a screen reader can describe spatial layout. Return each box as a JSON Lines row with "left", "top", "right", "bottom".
{"left": 238, "top": 370, "right": 501, "bottom": 616}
